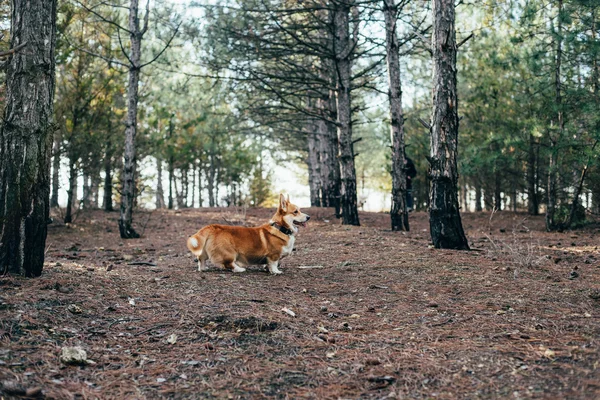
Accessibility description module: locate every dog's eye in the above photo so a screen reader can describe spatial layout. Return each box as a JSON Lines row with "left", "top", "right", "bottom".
{"left": 294, "top": 210, "right": 298, "bottom": 214}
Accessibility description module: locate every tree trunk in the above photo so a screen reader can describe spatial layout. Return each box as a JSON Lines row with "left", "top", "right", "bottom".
{"left": 91, "top": 174, "right": 100, "bottom": 208}
{"left": 307, "top": 120, "right": 322, "bottom": 207}
{"left": 316, "top": 93, "right": 341, "bottom": 215}
{"left": 474, "top": 183, "right": 482, "bottom": 212}
{"left": 191, "top": 164, "right": 196, "bottom": 208}
{"left": 82, "top": 174, "right": 91, "bottom": 209}
{"left": 103, "top": 138, "right": 113, "bottom": 211}
{"left": 546, "top": 0, "right": 564, "bottom": 232}
{"left": 0, "top": 0, "right": 57, "bottom": 276}
{"left": 384, "top": 0, "right": 408, "bottom": 231}
{"left": 494, "top": 167, "right": 502, "bottom": 211}
{"left": 50, "top": 132, "right": 61, "bottom": 208}
{"left": 182, "top": 167, "right": 189, "bottom": 208}
{"left": 564, "top": 142, "right": 597, "bottom": 229}
{"left": 461, "top": 182, "right": 468, "bottom": 212}
{"left": 527, "top": 134, "right": 538, "bottom": 215}
{"left": 483, "top": 184, "right": 493, "bottom": 211}
{"left": 156, "top": 157, "right": 165, "bottom": 209}
{"left": 64, "top": 158, "right": 77, "bottom": 224}
{"left": 118, "top": 0, "right": 143, "bottom": 238}
{"left": 333, "top": 1, "right": 359, "bottom": 226}
{"left": 208, "top": 153, "right": 216, "bottom": 207}
{"left": 428, "top": 0, "right": 469, "bottom": 250}
{"left": 197, "top": 163, "right": 203, "bottom": 207}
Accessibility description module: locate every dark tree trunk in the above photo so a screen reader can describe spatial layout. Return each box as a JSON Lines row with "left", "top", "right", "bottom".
{"left": 494, "top": 168, "right": 502, "bottom": 211}
{"left": 475, "top": 183, "right": 482, "bottom": 212}
{"left": 182, "top": 168, "right": 189, "bottom": 208}
{"left": 119, "top": 0, "right": 143, "bottom": 239}
{"left": 156, "top": 157, "right": 165, "bottom": 209}
{"left": 428, "top": 0, "right": 469, "bottom": 250}
{"left": 484, "top": 184, "right": 493, "bottom": 211}
{"left": 0, "top": 0, "right": 57, "bottom": 276}
{"left": 208, "top": 154, "right": 216, "bottom": 207}
{"left": 64, "top": 158, "right": 77, "bottom": 224}
{"left": 50, "top": 132, "right": 61, "bottom": 208}
{"left": 103, "top": 139, "right": 114, "bottom": 211}
{"left": 168, "top": 158, "right": 174, "bottom": 209}
{"left": 546, "top": 0, "right": 564, "bottom": 232}
{"left": 527, "top": 134, "right": 538, "bottom": 215}
{"left": 511, "top": 179, "right": 517, "bottom": 212}
{"left": 82, "top": 174, "right": 91, "bottom": 209}
{"left": 191, "top": 164, "right": 196, "bottom": 208}
{"left": 384, "top": 0, "right": 408, "bottom": 231}
{"left": 461, "top": 182, "right": 468, "bottom": 212}
{"left": 564, "top": 142, "right": 597, "bottom": 229}
{"left": 333, "top": 1, "right": 359, "bottom": 226}
{"left": 316, "top": 92, "right": 341, "bottom": 215}
{"left": 307, "top": 119, "right": 322, "bottom": 207}
{"left": 197, "top": 163, "right": 203, "bottom": 208}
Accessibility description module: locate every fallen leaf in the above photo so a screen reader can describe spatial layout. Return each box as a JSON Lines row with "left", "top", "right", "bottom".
{"left": 167, "top": 334, "right": 177, "bottom": 344}
{"left": 67, "top": 304, "right": 82, "bottom": 314}
{"left": 282, "top": 307, "right": 296, "bottom": 317}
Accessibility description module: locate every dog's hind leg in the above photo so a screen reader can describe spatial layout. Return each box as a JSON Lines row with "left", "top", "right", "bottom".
{"left": 197, "top": 252, "right": 209, "bottom": 272}
{"left": 223, "top": 260, "right": 246, "bottom": 273}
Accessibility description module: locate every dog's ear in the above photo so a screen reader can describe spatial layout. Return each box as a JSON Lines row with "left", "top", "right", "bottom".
{"left": 279, "top": 193, "right": 287, "bottom": 211}
{"left": 286, "top": 194, "right": 290, "bottom": 203}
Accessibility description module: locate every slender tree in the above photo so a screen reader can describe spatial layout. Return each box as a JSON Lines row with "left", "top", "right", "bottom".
{"left": 334, "top": 0, "right": 360, "bottom": 225}
{"left": 428, "top": 0, "right": 469, "bottom": 249}
{"left": 0, "top": 0, "right": 58, "bottom": 276}
{"left": 383, "top": 0, "right": 408, "bottom": 231}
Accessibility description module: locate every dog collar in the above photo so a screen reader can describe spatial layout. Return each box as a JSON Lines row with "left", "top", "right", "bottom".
{"left": 270, "top": 222, "right": 293, "bottom": 236}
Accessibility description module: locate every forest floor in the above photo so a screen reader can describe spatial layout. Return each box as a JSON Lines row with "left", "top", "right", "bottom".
{"left": 1, "top": 207, "right": 600, "bottom": 399}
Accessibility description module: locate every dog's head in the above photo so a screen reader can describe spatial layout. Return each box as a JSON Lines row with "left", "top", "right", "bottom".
{"left": 277, "top": 194, "right": 310, "bottom": 233}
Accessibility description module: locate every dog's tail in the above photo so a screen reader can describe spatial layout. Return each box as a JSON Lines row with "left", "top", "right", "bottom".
{"left": 187, "top": 230, "right": 208, "bottom": 257}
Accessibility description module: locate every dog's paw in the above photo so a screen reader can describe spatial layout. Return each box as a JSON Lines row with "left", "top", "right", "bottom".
{"left": 233, "top": 266, "right": 246, "bottom": 273}
{"left": 269, "top": 269, "right": 283, "bottom": 275}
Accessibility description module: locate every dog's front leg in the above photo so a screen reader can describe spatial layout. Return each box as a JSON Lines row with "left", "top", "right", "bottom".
{"left": 267, "top": 259, "right": 282, "bottom": 275}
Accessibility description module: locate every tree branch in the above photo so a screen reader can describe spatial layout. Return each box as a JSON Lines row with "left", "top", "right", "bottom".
{"left": 139, "top": 22, "right": 181, "bottom": 69}
{"left": 140, "top": 0, "right": 151, "bottom": 36}
{"left": 0, "top": 42, "right": 28, "bottom": 58}
{"left": 457, "top": 33, "right": 474, "bottom": 49}
{"left": 73, "top": 0, "right": 133, "bottom": 35}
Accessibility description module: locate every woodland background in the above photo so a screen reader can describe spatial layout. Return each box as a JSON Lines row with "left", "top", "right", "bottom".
{"left": 2, "top": 0, "right": 598, "bottom": 230}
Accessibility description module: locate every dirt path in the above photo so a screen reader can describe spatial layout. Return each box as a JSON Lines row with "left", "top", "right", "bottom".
{"left": 1, "top": 208, "right": 599, "bottom": 399}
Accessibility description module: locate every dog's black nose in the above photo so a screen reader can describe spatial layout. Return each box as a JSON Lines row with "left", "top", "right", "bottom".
{"left": 306, "top": 215, "right": 310, "bottom": 221}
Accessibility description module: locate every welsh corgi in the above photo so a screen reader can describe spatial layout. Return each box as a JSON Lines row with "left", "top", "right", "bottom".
{"left": 186, "top": 194, "right": 310, "bottom": 274}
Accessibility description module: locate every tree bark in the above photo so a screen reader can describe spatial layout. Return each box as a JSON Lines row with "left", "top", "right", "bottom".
{"left": 527, "top": 134, "right": 538, "bottom": 215}
{"left": 156, "top": 157, "right": 165, "bottom": 209}
{"left": 474, "top": 183, "right": 482, "bottom": 212}
{"left": 118, "top": 0, "right": 143, "bottom": 238}
{"left": 197, "top": 164, "right": 203, "bottom": 208}
{"left": 494, "top": 167, "right": 502, "bottom": 211}
{"left": 546, "top": 0, "right": 564, "bottom": 232}
{"left": 428, "top": 0, "right": 469, "bottom": 250}
{"left": 0, "top": 0, "right": 58, "bottom": 277}
{"left": 316, "top": 92, "right": 341, "bottom": 215}
{"left": 208, "top": 152, "right": 216, "bottom": 207}
{"left": 103, "top": 138, "right": 114, "bottom": 211}
{"left": 50, "top": 132, "right": 61, "bottom": 208}
{"left": 64, "top": 157, "right": 77, "bottom": 224}
{"left": 384, "top": 0, "right": 408, "bottom": 231}
{"left": 307, "top": 117, "right": 322, "bottom": 207}
{"left": 333, "top": 1, "right": 359, "bottom": 226}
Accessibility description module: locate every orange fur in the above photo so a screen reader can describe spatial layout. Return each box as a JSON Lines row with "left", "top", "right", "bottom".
{"left": 186, "top": 194, "right": 309, "bottom": 274}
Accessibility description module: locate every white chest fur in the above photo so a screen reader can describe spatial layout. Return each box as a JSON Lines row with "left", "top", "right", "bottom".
{"left": 281, "top": 235, "right": 295, "bottom": 257}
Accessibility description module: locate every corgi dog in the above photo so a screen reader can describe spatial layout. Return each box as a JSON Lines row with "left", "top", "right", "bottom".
{"left": 186, "top": 194, "right": 310, "bottom": 274}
